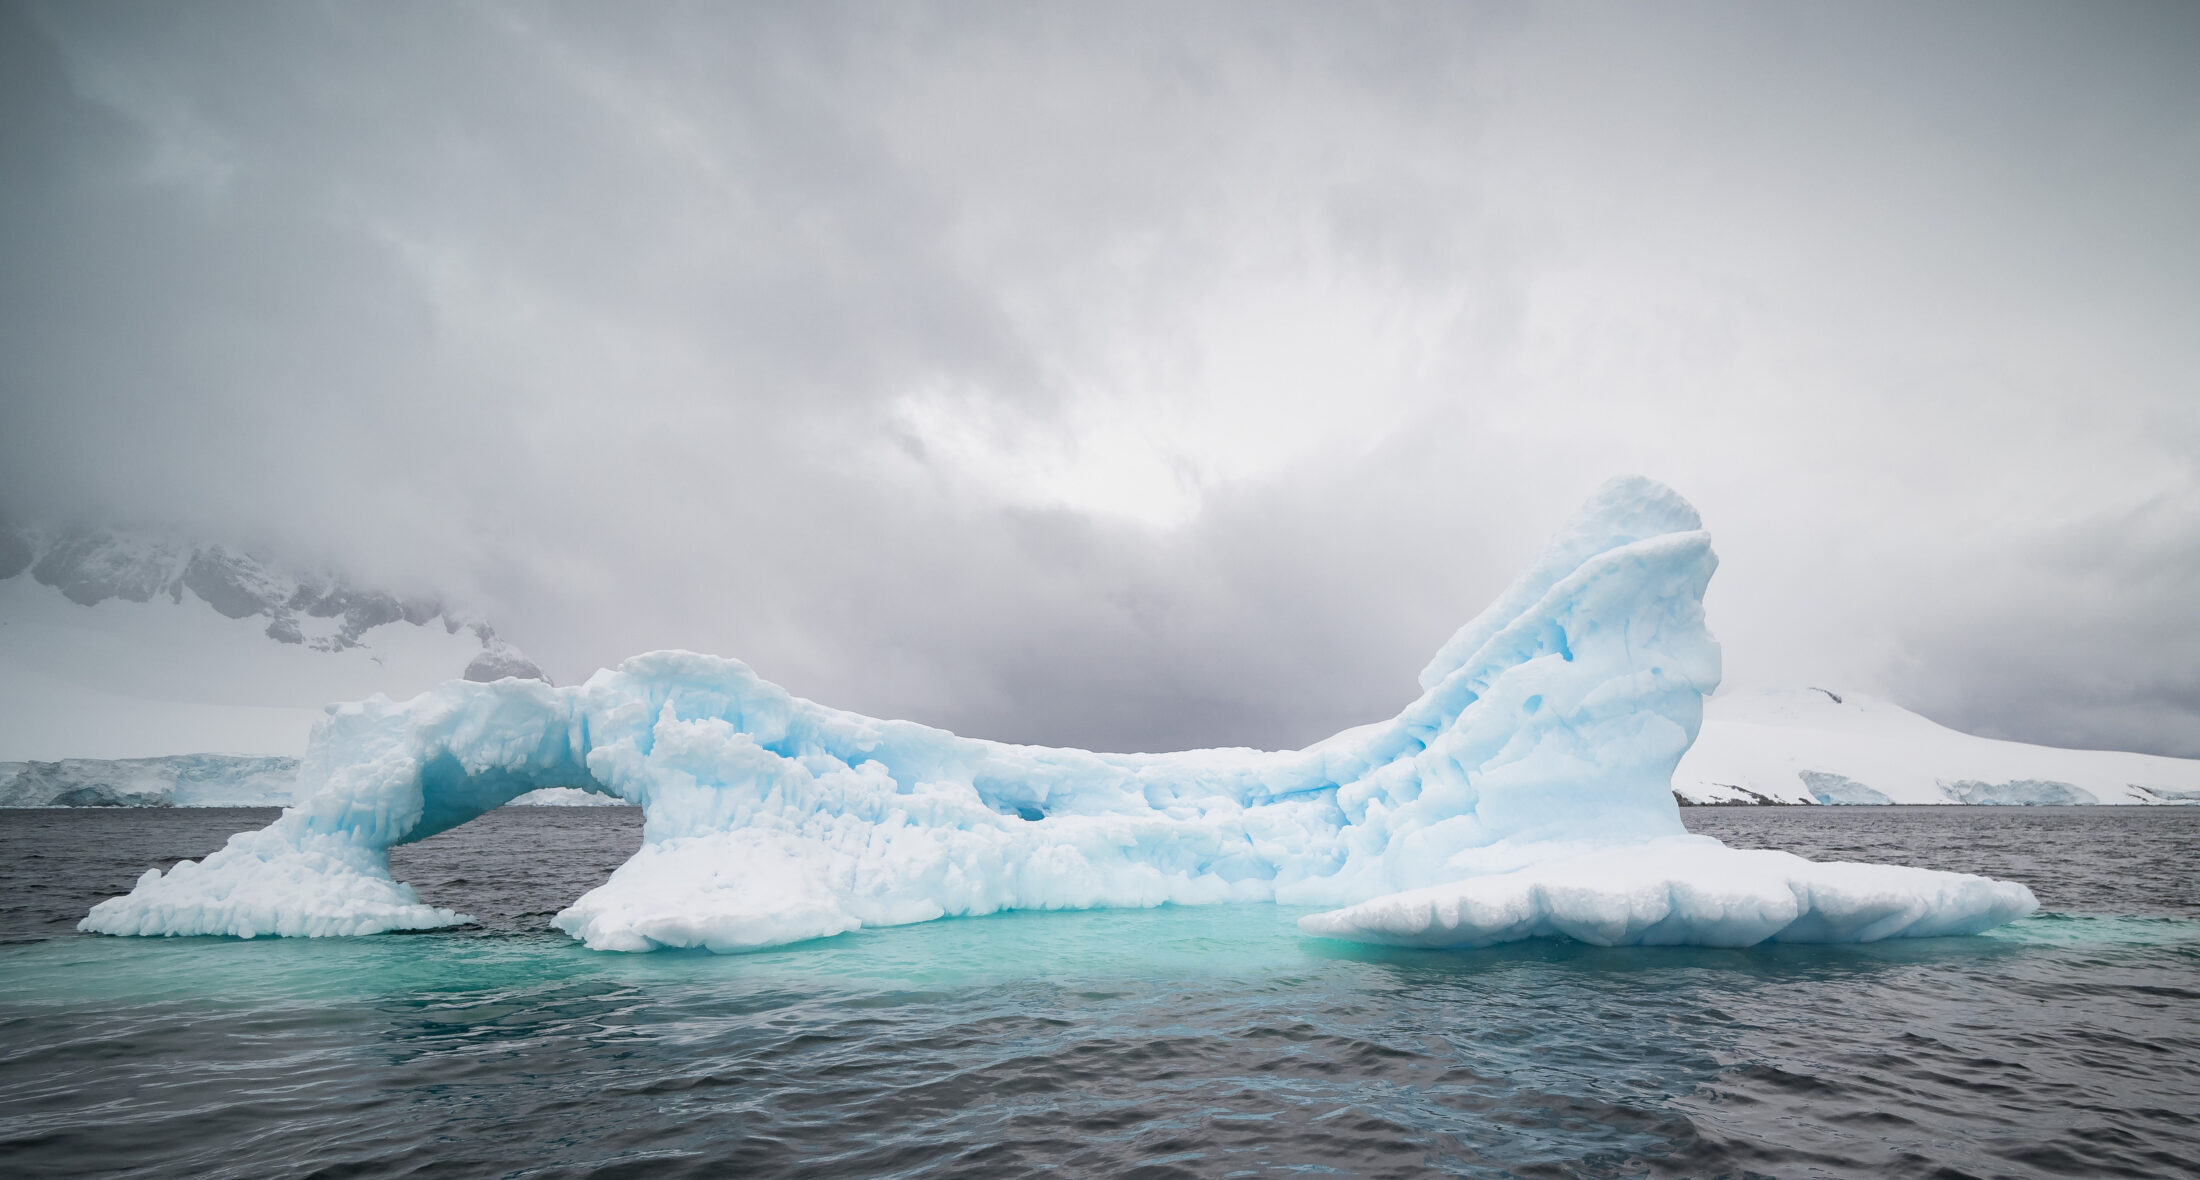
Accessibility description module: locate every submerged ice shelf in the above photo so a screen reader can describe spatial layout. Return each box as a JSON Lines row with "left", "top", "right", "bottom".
{"left": 81, "top": 477, "right": 2037, "bottom": 951}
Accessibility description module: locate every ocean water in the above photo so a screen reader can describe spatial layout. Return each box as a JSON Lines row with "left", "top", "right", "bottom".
{"left": 2, "top": 807, "right": 2196, "bottom": 1179}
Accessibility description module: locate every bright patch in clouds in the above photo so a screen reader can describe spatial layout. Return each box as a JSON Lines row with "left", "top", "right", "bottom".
{"left": 893, "top": 267, "right": 1467, "bottom": 527}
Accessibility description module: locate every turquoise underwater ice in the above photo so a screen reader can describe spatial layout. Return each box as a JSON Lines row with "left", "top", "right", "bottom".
{"left": 81, "top": 476, "right": 2035, "bottom": 951}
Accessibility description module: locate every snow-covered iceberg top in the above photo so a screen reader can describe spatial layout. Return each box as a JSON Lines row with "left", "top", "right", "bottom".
{"left": 81, "top": 477, "right": 2036, "bottom": 951}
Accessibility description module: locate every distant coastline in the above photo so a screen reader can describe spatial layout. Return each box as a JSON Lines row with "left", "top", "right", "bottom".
{"left": 5, "top": 747, "right": 2189, "bottom": 809}
{"left": 0, "top": 755, "right": 621, "bottom": 808}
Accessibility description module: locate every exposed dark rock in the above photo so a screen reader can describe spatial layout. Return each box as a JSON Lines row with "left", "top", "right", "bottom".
{"left": 32, "top": 528, "right": 185, "bottom": 605}
{"left": 182, "top": 548, "right": 276, "bottom": 619}
{"left": 11, "top": 522, "right": 511, "bottom": 665}
{"left": 465, "top": 649, "right": 550, "bottom": 684}
{"left": 52, "top": 786, "right": 172, "bottom": 807}
{"left": 11, "top": 521, "right": 535, "bottom": 691}
{"left": 309, "top": 588, "right": 406, "bottom": 645}
{"left": 1675, "top": 784, "right": 1804, "bottom": 806}
{"left": 0, "top": 521, "right": 31, "bottom": 580}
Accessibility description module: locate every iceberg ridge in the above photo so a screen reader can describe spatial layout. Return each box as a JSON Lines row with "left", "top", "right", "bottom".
{"left": 80, "top": 476, "right": 2036, "bottom": 951}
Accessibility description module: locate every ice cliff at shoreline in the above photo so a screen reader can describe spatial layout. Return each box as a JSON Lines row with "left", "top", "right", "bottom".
{"left": 0, "top": 755, "right": 299, "bottom": 808}
{"left": 80, "top": 477, "right": 2037, "bottom": 951}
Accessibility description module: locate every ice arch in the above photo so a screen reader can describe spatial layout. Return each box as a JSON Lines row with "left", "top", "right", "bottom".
{"left": 82, "top": 477, "right": 2037, "bottom": 951}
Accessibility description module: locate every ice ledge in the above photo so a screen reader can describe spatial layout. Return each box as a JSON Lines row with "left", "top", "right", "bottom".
{"left": 82, "top": 828, "right": 465, "bottom": 938}
{"left": 1298, "top": 838, "right": 2038, "bottom": 948}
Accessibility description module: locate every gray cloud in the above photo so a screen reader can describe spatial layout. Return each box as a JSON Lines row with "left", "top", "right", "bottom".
{"left": 3, "top": 0, "right": 2196, "bottom": 755}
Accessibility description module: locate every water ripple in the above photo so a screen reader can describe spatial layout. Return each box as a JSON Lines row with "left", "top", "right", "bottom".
{"left": 0, "top": 806, "right": 2196, "bottom": 1177}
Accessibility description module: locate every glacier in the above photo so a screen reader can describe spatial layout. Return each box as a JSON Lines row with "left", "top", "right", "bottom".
{"left": 1, "top": 755, "right": 299, "bottom": 808}
{"left": 1675, "top": 686, "right": 2200, "bottom": 805}
{"left": 79, "top": 476, "right": 2037, "bottom": 951}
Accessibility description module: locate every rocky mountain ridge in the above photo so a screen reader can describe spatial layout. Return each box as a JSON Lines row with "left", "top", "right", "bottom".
{"left": 0, "top": 518, "right": 543, "bottom": 684}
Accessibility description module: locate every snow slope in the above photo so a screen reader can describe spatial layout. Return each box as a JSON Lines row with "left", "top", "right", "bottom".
{"left": 81, "top": 477, "right": 2036, "bottom": 952}
{"left": 1677, "top": 688, "right": 2200, "bottom": 805}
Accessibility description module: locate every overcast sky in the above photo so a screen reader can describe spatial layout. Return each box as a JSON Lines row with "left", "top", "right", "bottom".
{"left": 3, "top": 1, "right": 2195, "bottom": 756}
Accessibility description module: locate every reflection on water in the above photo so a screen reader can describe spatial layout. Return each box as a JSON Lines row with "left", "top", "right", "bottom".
{"left": 2, "top": 806, "right": 2196, "bottom": 1178}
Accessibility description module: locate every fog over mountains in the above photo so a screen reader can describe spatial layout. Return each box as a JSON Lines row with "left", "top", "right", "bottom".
{"left": 2, "top": 3, "right": 2195, "bottom": 761}
{"left": 1, "top": 517, "right": 536, "bottom": 665}
{"left": 0, "top": 514, "right": 543, "bottom": 760}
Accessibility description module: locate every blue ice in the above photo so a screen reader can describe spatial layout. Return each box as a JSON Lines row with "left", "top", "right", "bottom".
{"left": 81, "top": 477, "right": 2035, "bottom": 951}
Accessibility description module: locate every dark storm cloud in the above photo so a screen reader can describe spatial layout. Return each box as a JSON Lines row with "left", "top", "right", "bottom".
{"left": 3, "top": 1, "right": 2196, "bottom": 754}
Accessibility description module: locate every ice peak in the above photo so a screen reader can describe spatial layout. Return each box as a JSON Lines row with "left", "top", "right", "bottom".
{"left": 1417, "top": 474, "right": 1709, "bottom": 692}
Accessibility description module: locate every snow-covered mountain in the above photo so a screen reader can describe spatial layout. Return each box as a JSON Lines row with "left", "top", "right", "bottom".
{"left": 0, "top": 518, "right": 545, "bottom": 760}
{"left": 0, "top": 519, "right": 537, "bottom": 663}
{"left": 1677, "top": 687, "right": 2200, "bottom": 805}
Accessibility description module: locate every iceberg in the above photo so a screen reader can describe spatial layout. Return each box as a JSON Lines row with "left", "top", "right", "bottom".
{"left": 80, "top": 477, "right": 2037, "bottom": 951}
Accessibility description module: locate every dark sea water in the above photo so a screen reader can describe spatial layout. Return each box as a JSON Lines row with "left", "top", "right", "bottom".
{"left": 2, "top": 806, "right": 2196, "bottom": 1179}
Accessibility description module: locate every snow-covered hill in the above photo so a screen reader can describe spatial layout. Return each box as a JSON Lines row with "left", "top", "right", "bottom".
{"left": 0, "top": 755, "right": 299, "bottom": 807}
{"left": 1677, "top": 687, "right": 2200, "bottom": 805}
{"left": 0, "top": 519, "right": 544, "bottom": 760}
{"left": 0, "top": 755, "right": 621, "bottom": 808}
